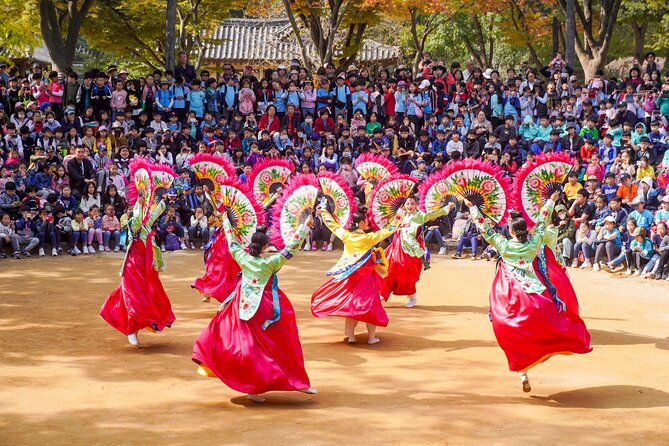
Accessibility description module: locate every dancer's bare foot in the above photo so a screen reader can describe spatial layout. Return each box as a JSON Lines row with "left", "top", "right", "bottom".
{"left": 247, "top": 394, "right": 266, "bottom": 403}
{"left": 368, "top": 337, "right": 381, "bottom": 345}
{"left": 127, "top": 332, "right": 144, "bottom": 348}
{"left": 519, "top": 372, "right": 531, "bottom": 393}
{"left": 300, "top": 388, "right": 318, "bottom": 394}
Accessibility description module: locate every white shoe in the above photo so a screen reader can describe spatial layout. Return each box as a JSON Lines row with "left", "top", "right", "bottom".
{"left": 580, "top": 261, "right": 591, "bottom": 269}
{"left": 38, "top": 248, "right": 45, "bottom": 257}
{"left": 519, "top": 372, "right": 531, "bottom": 393}
{"left": 634, "top": 270, "right": 641, "bottom": 276}
{"left": 180, "top": 242, "right": 187, "bottom": 250}
{"left": 161, "top": 245, "right": 166, "bottom": 252}
{"left": 82, "top": 246, "right": 89, "bottom": 254}
{"left": 247, "top": 394, "right": 266, "bottom": 403}
{"left": 327, "top": 243, "right": 333, "bottom": 251}
{"left": 73, "top": 247, "right": 82, "bottom": 255}
{"left": 592, "top": 263, "right": 600, "bottom": 271}
{"left": 127, "top": 332, "right": 143, "bottom": 348}
{"left": 438, "top": 247, "right": 446, "bottom": 255}
{"left": 300, "top": 388, "right": 318, "bottom": 394}
{"left": 405, "top": 294, "right": 417, "bottom": 308}
{"left": 114, "top": 246, "right": 120, "bottom": 252}
{"left": 303, "top": 242, "right": 311, "bottom": 251}
{"left": 625, "top": 268, "right": 633, "bottom": 275}
{"left": 51, "top": 248, "right": 58, "bottom": 256}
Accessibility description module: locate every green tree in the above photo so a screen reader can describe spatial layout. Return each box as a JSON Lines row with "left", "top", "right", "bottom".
{"left": 39, "top": 0, "right": 96, "bottom": 72}
{"left": 84, "top": 0, "right": 236, "bottom": 71}
{"left": 0, "top": 0, "right": 39, "bottom": 56}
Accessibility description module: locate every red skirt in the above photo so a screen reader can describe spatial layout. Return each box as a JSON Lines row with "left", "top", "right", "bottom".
{"left": 191, "top": 231, "right": 241, "bottom": 302}
{"left": 490, "top": 258, "right": 591, "bottom": 372}
{"left": 381, "top": 234, "right": 422, "bottom": 300}
{"left": 311, "top": 257, "right": 389, "bottom": 327}
{"left": 193, "top": 281, "right": 310, "bottom": 394}
{"left": 100, "top": 239, "right": 175, "bottom": 335}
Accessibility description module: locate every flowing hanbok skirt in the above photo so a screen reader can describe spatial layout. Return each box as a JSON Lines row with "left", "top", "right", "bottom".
{"left": 311, "top": 257, "right": 389, "bottom": 327}
{"left": 191, "top": 231, "right": 241, "bottom": 302}
{"left": 193, "top": 281, "right": 310, "bottom": 394}
{"left": 380, "top": 235, "right": 423, "bottom": 300}
{"left": 100, "top": 238, "right": 175, "bottom": 335}
{"left": 490, "top": 258, "right": 591, "bottom": 372}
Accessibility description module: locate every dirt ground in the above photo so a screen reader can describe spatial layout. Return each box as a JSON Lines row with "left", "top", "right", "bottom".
{"left": 1, "top": 250, "right": 669, "bottom": 446}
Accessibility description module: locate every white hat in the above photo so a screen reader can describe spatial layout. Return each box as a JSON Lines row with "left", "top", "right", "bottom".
{"left": 419, "top": 79, "right": 431, "bottom": 89}
{"left": 277, "top": 64, "right": 286, "bottom": 70}
{"left": 603, "top": 216, "right": 616, "bottom": 223}
{"left": 483, "top": 68, "right": 493, "bottom": 79}
{"left": 640, "top": 177, "right": 653, "bottom": 188}
{"left": 98, "top": 125, "right": 108, "bottom": 132}
{"left": 347, "top": 64, "right": 358, "bottom": 72}
{"left": 631, "top": 196, "right": 645, "bottom": 205}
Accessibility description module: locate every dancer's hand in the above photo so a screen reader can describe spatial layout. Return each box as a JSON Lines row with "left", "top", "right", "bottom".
{"left": 550, "top": 191, "right": 560, "bottom": 202}
{"left": 446, "top": 202, "right": 456, "bottom": 211}
{"left": 203, "top": 185, "right": 210, "bottom": 194}
{"left": 463, "top": 199, "right": 473, "bottom": 208}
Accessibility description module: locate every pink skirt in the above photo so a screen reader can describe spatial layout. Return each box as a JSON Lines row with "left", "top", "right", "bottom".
{"left": 100, "top": 238, "right": 175, "bottom": 335}
{"left": 193, "top": 280, "right": 310, "bottom": 394}
{"left": 311, "top": 257, "right": 389, "bottom": 327}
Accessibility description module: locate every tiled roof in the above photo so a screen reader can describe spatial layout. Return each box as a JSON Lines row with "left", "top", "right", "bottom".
{"left": 202, "top": 18, "right": 398, "bottom": 64}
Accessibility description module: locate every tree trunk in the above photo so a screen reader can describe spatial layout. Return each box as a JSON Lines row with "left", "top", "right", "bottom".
{"left": 631, "top": 22, "right": 647, "bottom": 61}
{"left": 565, "top": 0, "right": 575, "bottom": 67}
{"left": 165, "top": 0, "right": 177, "bottom": 71}
{"left": 39, "top": 0, "right": 94, "bottom": 74}
{"left": 552, "top": 17, "right": 560, "bottom": 56}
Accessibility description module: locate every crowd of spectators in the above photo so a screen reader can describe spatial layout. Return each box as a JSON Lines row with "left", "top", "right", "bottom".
{"left": 0, "top": 50, "right": 668, "bottom": 279}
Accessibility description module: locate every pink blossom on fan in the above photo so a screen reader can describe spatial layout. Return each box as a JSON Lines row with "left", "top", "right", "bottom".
{"left": 456, "top": 175, "right": 467, "bottom": 187}
{"left": 241, "top": 212, "right": 254, "bottom": 225}
{"left": 287, "top": 203, "right": 300, "bottom": 215}
{"left": 260, "top": 172, "right": 272, "bottom": 183}
{"left": 481, "top": 179, "right": 495, "bottom": 193}
{"left": 378, "top": 191, "right": 392, "bottom": 204}
{"left": 528, "top": 176, "right": 542, "bottom": 190}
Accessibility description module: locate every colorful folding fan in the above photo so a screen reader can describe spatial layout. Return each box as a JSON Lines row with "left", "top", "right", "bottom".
{"left": 189, "top": 154, "right": 236, "bottom": 206}
{"left": 418, "top": 169, "right": 458, "bottom": 213}
{"left": 513, "top": 152, "right": 573, "bottom": 226}
{"left": 150, "top": 164, "right": 176, "bottom": 201}
{"left": 368, "top": 175, "right": 417, "bottom": 231}
{"left": 317, "top": 171, "right": 356, "bottom": 228}
{"left": 270, "top": 174, "right": 319, "bottom": 250}
{"left": 248, "top": 159, "right": 295, "bottom": 208}
{"left": 354, "top": 152, "right": 399, "bottom": 184}
{"left": 440, "top": 159, "right": 512, "bottom": 224}
{"left": 216, "top": 177, "right": 265, "bottom": 246}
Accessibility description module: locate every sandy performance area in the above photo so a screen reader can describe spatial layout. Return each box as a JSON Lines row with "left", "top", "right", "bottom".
{"left": 1, "top": 251, "right": 669, "bottom": 445}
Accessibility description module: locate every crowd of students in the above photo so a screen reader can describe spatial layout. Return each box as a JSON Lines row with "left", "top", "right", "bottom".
{"left": 0, "top": 51, "right": 668, "bottom": 279}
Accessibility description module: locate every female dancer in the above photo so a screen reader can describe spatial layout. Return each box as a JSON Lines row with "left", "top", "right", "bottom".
{"left": 465, "top": 191, "right": 591, "bottom": 392}
{"left": 100, "top": 192, "right": 174, "bottom": 347}
{"left": 193, "top": 214, "right": 317, "bottom": 403}
{"left": 381, "top": 197, "right": 455, "bottom": 308}
{"left": 311, "top": 207, "right": 401, "bottom": 344}
{"left": 191, "top": 215, "right": 241, "bottom": 303}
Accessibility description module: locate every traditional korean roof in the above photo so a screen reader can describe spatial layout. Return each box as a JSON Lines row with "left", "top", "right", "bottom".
{"left": 202, "top": 18, "right": 399, "bottom": 64}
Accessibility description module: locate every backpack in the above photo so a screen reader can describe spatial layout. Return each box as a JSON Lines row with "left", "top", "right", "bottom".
{"left": 165, "top": 232, "right": 181, "bottom": 251}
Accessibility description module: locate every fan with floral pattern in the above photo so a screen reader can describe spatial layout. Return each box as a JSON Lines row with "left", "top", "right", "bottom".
{"left": 216, "top": 177, "right": 265, "bottom": 246}
{"left": 317, "top": 171, "right": 356, "bottom": 228}
{"left": 513, "top": 152, "right": 573, "bottom": 226}
{"left": 189, "top": 154, "right": 236, "bottom": 206}
{"left": 248, "top": 159, "right": 295, "bottom": 208}
{"left": 270, "top": 174, "right": 319, "bottom": 250}
{"left": 368, "top": 175, "right": 417, "bottom": 231}
{"left": 354, "top": 152, "right": 399, "bottom": 185}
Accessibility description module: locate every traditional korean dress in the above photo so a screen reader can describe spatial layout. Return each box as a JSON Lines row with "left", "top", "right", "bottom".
{"left": 381, "top": 208, "right": 448, "bottom": 300}
{"left": 311, "top": 212, "right": 399, "bottom": 327}
{"left": 193, "top": 221, "right": 311, "bottom": 394}
{"left": 191, "top": 224, "right": 241, "bottom": 303}
{"left": 470, "top": 199, "right": 591, "bottom": 372}
{"left": 100, "top": 201, "right": 175, "bottom": 335}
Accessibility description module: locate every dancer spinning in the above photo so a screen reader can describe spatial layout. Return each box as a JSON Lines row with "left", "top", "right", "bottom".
{"left": 381, "top": 197, "right": 455, "bottom": 308}
{"left": 311, "top": 207, "right": 402, "bottom": 344}
{"left": 99, "top": 190, "right": 174, "bottom": 347}
{"left": 465, "top": 191, "right": 591, "bottom": 392}
{"left": 193, "top": 213, "right": 317, "bottom": 403}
